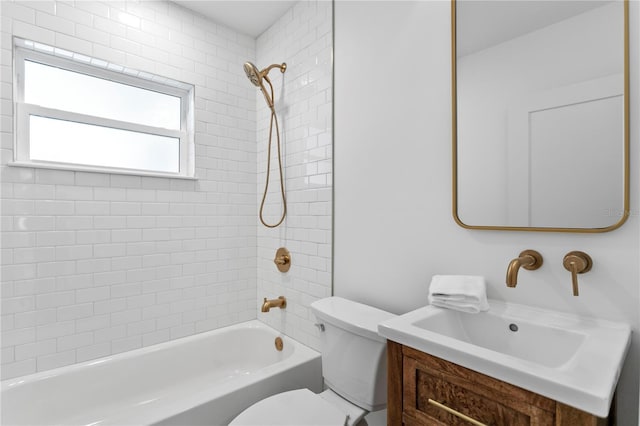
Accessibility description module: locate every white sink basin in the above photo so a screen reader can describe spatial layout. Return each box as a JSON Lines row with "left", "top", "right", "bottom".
{"left": 378, "top": 300, "right": 631, "bottom": 417}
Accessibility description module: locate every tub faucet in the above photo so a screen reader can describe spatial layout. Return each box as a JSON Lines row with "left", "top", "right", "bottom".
{"left": 261, "top": 296, "right": 287, "bottom": 312}
{"left": 506, "top": 250, "right": 543, "bottom": 288}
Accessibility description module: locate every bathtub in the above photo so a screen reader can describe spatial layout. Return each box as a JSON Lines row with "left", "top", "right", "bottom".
{"left": 1, "top": 320, "right": 323, "bottom": 426}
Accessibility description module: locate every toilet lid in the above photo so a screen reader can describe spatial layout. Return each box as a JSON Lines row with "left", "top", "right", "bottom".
{"left": 229, "top": 389, "right": 347, "bottom": 426}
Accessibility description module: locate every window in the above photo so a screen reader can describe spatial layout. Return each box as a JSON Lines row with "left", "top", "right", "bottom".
{"left": 13, "top": 39, "right": 195, "bottom": 177}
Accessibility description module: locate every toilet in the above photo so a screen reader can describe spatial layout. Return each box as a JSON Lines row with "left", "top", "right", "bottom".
{"left": 229, "top": 296, "right": 396, "bottom": 426}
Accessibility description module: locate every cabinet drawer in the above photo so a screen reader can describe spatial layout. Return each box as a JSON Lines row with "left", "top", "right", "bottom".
{"left": 402, "top": 352, "right": 555, "bottom": 426}
{"left": 408, "top": 366, "right": 548, "bottom": 425}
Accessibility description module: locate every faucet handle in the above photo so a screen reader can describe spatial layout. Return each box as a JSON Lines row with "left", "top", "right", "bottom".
{"left": 563, "top": 251, "right": 593, "bottom": 296}
{"left": 274, "top": 247, "right": 291, "bottom": 272}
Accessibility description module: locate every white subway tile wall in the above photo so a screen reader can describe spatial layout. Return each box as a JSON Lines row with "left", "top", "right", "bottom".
{"left": 255, "top": 1, "right": 333, "bottom": 350}
{"left": 1, "top": 0, "right": 261, "bottom": 379}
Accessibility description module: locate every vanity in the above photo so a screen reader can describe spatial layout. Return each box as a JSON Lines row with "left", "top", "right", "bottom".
{"left": 388, "top": 343, "right": 608, "bottom": 425}
{"left": 378, "top": 302, "right": 631, "bottom": 426}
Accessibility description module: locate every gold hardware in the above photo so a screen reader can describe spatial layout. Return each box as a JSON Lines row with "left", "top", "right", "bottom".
{"left": 261, "top": 296, "right": 287, "bottom": 312}
{"left": 563, "top": 251, "right": 593, "bottom": 296}
{"left": 260, "top": 62, "right": 287, "bottom": 77}
{"left": 451, "top": 0, "right": 630, "bottom": 233}
{"left": 506, "top": 250, "right": 543, "bottom": 288}
{"left": 274, "top": 247, "right": 291, "bottom": 272}
{"left": 244, "top": 61, "right": 288, "bottom": 228}
{"left": 427, "top": 399, "right": 487, "bottom": 426}
{"left": 275, "top": 337, "right": 283, "bottom": 351}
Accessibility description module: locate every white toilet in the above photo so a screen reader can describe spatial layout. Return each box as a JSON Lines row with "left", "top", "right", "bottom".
{"left": 229, "top": 296, "right": 396, "bottom": 426}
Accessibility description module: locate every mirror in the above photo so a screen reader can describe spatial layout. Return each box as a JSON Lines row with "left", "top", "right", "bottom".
{"left": 452, "top": 0, "right": 629, "bottom": 232}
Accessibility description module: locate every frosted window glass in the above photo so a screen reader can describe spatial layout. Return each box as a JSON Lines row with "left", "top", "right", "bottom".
{"left": 24, "top": 61, "right": 181, "bottom": 130}
{"left": 30, "top": 116, "right": 179, "bottom": 173}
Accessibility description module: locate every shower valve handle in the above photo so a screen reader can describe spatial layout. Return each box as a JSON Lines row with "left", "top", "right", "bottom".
{"left": 273, "top": 247, "right": 291, "bottom": 272}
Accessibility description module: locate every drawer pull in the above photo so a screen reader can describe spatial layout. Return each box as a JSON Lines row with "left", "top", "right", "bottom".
{"left": 427, "top": 398, "right": 488, "bottom": 426}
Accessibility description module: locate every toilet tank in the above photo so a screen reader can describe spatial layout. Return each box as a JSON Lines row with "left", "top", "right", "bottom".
{"left": 310, "top": 297, "right": 396, "bottom": 412}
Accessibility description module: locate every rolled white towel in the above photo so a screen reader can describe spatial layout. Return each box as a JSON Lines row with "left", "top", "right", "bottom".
{"left": 428, "top": 275, "right": 490, "bottom": 314}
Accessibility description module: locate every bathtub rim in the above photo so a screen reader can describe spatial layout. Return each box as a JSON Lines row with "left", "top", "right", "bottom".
{"left": 1, "top": 320, "right": 322, "bottom": 426}
{"left": 2, "top": 320, "right": 314, "bottom": 387}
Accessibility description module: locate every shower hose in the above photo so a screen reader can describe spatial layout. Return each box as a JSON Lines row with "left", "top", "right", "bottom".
{"left": 259, "top": 76, "right": 287, "bottom": 228}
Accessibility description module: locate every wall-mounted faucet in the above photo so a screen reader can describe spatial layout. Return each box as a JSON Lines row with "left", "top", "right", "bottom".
{"left": 562, "top": 251, "right": 592, "bottom": 296}
{"left": 261, "top": 296, "right": 287, "bottom": 312}
{"left": 506, "top": 250, "right": 543, "bottom": 288}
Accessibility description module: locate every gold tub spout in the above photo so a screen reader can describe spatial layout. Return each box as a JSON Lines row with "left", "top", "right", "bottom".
{"left": 506, "top": 250, "right": 543, "bottom": 288}
{"left": 261, "top": 296, "right": 287, "bottom": 312}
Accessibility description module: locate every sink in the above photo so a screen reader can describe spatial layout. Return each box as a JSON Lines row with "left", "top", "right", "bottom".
{"left": 411, "top": 306, "right": 586, "bottom": 368}
{"left": 377, "top": 300, "right": 631, "bottom": 417}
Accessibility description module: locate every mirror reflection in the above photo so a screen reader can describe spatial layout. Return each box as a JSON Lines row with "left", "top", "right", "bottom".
{"left": 454, "top": 0, "right": 628, "bottom": 231}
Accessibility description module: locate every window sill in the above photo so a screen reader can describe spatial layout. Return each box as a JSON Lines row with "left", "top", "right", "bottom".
{"left": 7, "top": 161, "right": 198, "bottom": 180}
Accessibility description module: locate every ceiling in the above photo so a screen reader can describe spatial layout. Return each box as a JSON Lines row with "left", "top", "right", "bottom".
{"left": 175, "top": 1, "right": 611, "bottom": 53}
{"left": 174, "top": 1, "right": 297, "bottom": 38}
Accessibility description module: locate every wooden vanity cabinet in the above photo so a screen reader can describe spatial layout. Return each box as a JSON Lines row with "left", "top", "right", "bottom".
{"left": 387, "top": 341, "right": 611, "bottom": 426}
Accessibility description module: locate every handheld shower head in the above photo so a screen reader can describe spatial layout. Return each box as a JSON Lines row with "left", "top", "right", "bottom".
{"left": 243, "top": 62, "right": 287, "bottom": 85}
{"left": 243, "top": 62, "right": 262, "bottom": 87}
{"left": 243, "top": 61, "right": 287, "bottom": 109}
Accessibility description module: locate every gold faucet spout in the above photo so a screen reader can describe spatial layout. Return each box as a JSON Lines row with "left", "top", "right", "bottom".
{"left": 261, "top": 296, "right": 287, "bottom": 312}
{"left": 506, "top": 250, "right": 543, "bottom": 288}
{"left": 506, "top": 256, "right": 533, "bottom": 287}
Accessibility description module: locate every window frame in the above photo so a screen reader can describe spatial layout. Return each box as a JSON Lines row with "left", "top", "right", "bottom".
{"left": 13, "top": 40, "right": 195, "bottom": 178}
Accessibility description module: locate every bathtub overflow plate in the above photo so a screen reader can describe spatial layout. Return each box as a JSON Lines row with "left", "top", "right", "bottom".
{"left": 275, "top": 337, "right": 284, "bottom": 351}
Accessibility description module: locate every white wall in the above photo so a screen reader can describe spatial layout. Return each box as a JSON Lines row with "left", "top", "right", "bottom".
{"left": 334, "top": 1, "right": 639, "bottom": 424}
{"left": 255, "top": 0, "right": 333, "bottom": 351}
{"left": 0, "top": 0, "right": 258, "bottom": 380}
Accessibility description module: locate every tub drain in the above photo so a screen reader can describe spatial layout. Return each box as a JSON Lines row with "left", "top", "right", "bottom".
{"left": 275, "top": 337, "right": 284, "bottom": 351}
{"left": 509, "top": 323, "right": 519, "bottom": 332}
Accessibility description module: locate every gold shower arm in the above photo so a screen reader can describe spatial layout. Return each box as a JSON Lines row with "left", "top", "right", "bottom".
{"left": 260, "top": 62, "right": 287, "bottom": 77}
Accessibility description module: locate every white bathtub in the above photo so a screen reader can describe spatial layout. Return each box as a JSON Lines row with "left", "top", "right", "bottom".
{"left": 1, "top": 320, "right": 323, "bottom": 426}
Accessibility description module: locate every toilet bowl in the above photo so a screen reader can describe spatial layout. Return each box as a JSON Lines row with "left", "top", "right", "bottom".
{"left": 228, "top": 388, "right": 366, "bottom": 426}
{"left": 229, "top": 297, "right": 396, "bottom": 426}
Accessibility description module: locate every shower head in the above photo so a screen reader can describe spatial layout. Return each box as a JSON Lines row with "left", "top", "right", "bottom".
{"left": 243, "top": 62, "right": 262, "bottom": 87}
{"left": 243, "top": 61, "right": 287, "bottom": 109}
{"left": 243, "top": 62, "right": 287, "bottom": 86}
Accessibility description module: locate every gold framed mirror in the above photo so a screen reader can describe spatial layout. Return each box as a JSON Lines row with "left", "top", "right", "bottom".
{"left": 452, "top": 0, "right": 629, "bottom": 232}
